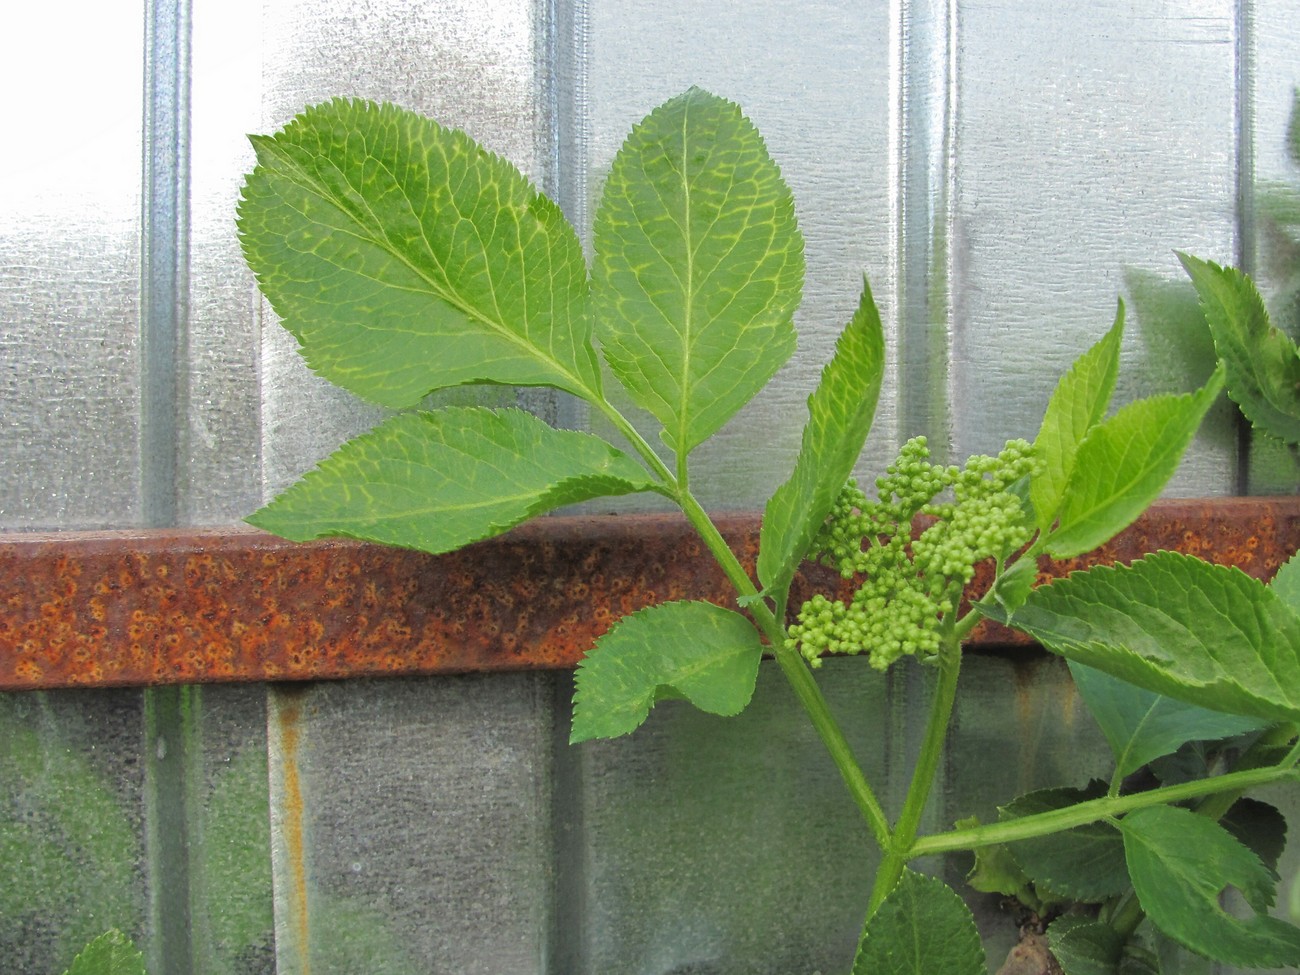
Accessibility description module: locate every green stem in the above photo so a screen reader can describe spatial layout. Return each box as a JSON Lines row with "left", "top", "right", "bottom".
{"left": 866, "top": 621, "right": 964, "bottom": 915}
{"left": 592, "top": 398, "right": 679, "bottom": 490}
{"left": 909, "top": 764, "right": 1298, "bottom": 857}
{"left": 673, "top": 487, "right": 894, "bottom": 851}
{"left": 1110, "top": 722, "right": 1300, "bottom": 941}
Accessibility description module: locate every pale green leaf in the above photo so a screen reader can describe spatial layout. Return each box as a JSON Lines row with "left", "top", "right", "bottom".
{"left": 1033, "top": 303, "right": 1124, "bottom": 532}
{"left": 1044, "top": 369, "right": 1224, "bottom": 558}
{"left": 570, "top": 600, "right": 763, "bottom": 742}
{"left": 592, "top": 87, "right": 803, "bottom": 455}
{"left": 63, "top": 930, "right": 146, "bottom": 975}
{"left": 1180, "top": 253, "right": 1300, "bottom": 445}
{"left": 1001, "top": 784, "right": 1129, "bottom": 901}
{"left": 1069, "top": 662, "right": 1266, "bottom": 779}
{"left": 238, "top": 98, "right": 600, "bottom": 407}
{"left": 852, "top": 870, "right": 985, "bottom": 975}
{"left": 758, "top": 278, "right": 885, "bottom": 598}
{"left": 1005, "top": 552, "right": 1300, "bottom": 725}
{"left": 248, "top": 407, "right": 652, "bottom": 553}
{"left": 1121, "top": 805, "right": 1300, "bottom": 968}
{"left": 1048, "top": 916, "right": 1124, "bottom": 975}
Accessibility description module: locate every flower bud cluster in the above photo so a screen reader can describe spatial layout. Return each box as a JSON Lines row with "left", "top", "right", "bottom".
{"left": 786, "top": 437, "right": 1038, "bottom": 671}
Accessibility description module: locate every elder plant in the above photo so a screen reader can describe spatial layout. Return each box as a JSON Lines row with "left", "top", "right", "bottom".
{"left": 238, "top": 90, "right": 1300, "bottom": 973}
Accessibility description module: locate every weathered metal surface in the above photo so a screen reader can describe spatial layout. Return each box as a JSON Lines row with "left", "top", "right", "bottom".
{"left": 1, "top": 498, "right": 1297, "bottom": 690}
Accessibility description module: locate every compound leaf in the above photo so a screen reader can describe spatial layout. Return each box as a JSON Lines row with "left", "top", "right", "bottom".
{"left": 248, "top": 407, "right": 652, "bottom": 553}
{"left": 852, "top": 870, "right": 985, "bottom": 975}
{"left": 1121, "top": 805, "right": 1300, "bottom": 968}
{"left": 1180, "top": 253, "right": 1300, "bottom": 445}
{"left": 570, "top": 600, "right": 763, "bottom": 743}
{"left": 63, "top": 930, "right": 145, "bottom": 975}
{"left": 238, "top": 98, "right": 600, "bottom": 407}
{"left": 1045, "top": 369, "right": 1223, "bottom": 558}
{"left": 593, "top": 87, "right": 803, "bottom": 456}
{"left": 1033, "top": 302, "right": 1124, "bottom": 532}
{"left": 1069, "top": 662, "right": 1266, "bottom": 779}
{"left": 1005, "top": 551, "right": 1300, "bottom": 724}
{"left": 758, "top": 277, "right": 884, "bottom": 598}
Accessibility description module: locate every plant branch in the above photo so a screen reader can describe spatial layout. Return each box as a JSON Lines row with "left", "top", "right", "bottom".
{"left": 866, "top": 620, "right": 964, "bottom": 915}
{"left": 909, "top": 764, "right": 1299, "bottom": 858}
{"left": 674, "top": 487, "right": 894, "bottom": 851}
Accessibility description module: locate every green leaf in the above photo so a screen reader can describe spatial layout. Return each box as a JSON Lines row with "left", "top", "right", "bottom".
{"left": 1048, "top": 915, "right": 1124, "bottom": 975}
{"left": 1033, "top": 302, "right": 1125, "bottom": 532}
{"left": 1069, "top": 662, "right": 1266, "bottom": 779}
{"left": 570, "top": 600, "right": 763, "bottom": 743}
{"left": 1179, "top": 253, "right": 1300, "bottom": 445}
{"left": 960, "top": 816, "right": 1049, "bottom": 911}
{"left": 63, "top": 930, "right": 146, "bottom": 975}
{"left": 1221, "top": 798, "right": 1289, "bottom": 874}
{"left": 1270, "top": 550, "right": 1300, "bottom": 618}
{"left": 238, "top": 98, "right": 601, "bottom": 407}
{"left": 973, "top": 555, "right": 1039, "bottom": 619}
{"left": 1044, "top": 369, "right": 1224, "bottom": 558}
{"left": 592, "top": 87, "right": 803, "bottom": 456}
{"left": 1003, "top": 551, "right": 1300, "bottom": 725}
{"left": 248, "top": 407, "right": 652, "bottom": 553}
{"left": 1001, "top": 784, "right": 1129, "bottom": 901}
{"left": 757, "top": 278, "right": 885, "bottom": 597}
{"left": 1121, "top": 805, "right": 1300, "bottom": 968}
{"left": 852, "top": 870, "right": 985, "bottom": 975}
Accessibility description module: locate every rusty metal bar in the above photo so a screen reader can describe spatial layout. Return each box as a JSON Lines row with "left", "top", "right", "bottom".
{"left": 2, "top": 498, "right": 1297, "bottom": 691}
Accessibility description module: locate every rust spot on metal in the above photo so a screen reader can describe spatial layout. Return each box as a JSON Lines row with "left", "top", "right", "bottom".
{"left": 275, "top": 694, "right": 311, "bottom": 974}
{"left": 0, "top": 498, "right": 1297, "bottom": 690}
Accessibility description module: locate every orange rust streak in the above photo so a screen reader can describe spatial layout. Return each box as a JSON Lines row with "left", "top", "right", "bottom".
{"left": 276, "top": 700, "right": 311, "bottom": 975}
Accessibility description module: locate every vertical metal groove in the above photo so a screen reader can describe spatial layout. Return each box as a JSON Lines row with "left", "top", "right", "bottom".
{"left": 142, "top": 3, "right": 195, "bottom": 973}
{"left": 144, "top": 685, "right": 199, "bottom": 975}
{"left": 141, "top": 0, "right": 192, "bottom": 528}
{"left": 1235, "top": 0, "right": 1257, "bottom": 494}
{"left": 892, "top": 0, "right": 959, "bottom": 459}
{"left": 543, "top": 4, "right": 592, "bottom": 964}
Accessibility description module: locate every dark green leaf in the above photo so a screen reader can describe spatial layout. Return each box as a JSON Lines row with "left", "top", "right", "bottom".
{"left": 592, "top": 87, "right": 803, "bottom": 455}
{"left": 1180, "top": 253, "right": 1300, "bottom": 444}
{"left": 1069, "top": 662, "right": 1266, "bottom": 779}
{"left": 63, "top": 930, "right": 146, "bottom": 975}
{"left": 1221, "top": 798, "right": 1289, "bottom": 873}
{"left": 1048, "top": 915, "right": 1124, "bottom": 975}
{"left": 248, "top": 407, "right": 652, "bottom": 553}
{"left": 1001, "top": 784, "right": 1129, "bottom": 901}
{"left": 758, "top": 278, "right": 885, "bottom": 598}
{"left": 852, "top": 870, "right": 985, "bottom": 975}
{"left": 1044, "top": 369, "right": 1224, "bottom": 558}
{"left": 1004, "top": 552, "right": 1300, "bottom": 725}
{"left": 238, "top": 98, "right": 600, "bottom": 407}
{"left": 1033, "top": 303, "right": 1124, "bottom": 532}
{"left": 570, "top": 600, "right": 763, "bottom": 742}
{"left": 1121, "top": 805, "right": 1300, "bottom": 968}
